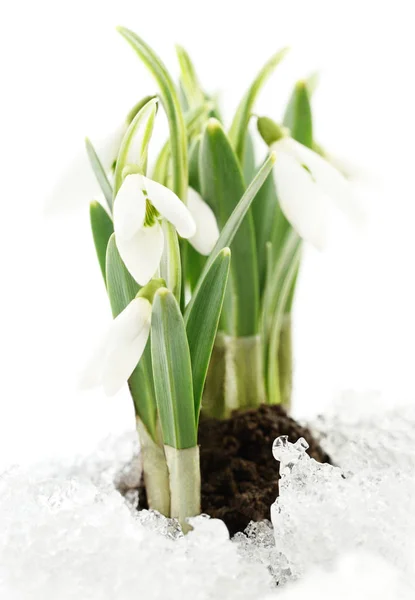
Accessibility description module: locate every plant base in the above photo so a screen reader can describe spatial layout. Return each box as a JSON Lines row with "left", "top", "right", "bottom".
{"left": 137, "top": 404, "right": 329, "bottom": 536}
{"left": 198, "top": 404, "right": 330, "bottom": 535}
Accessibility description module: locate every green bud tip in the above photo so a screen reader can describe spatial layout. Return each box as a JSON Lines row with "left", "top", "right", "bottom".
{"left": 137, "top": 279, "right": 167, "bottom": 304}
{"left": 221, "top": 247, "right": 231, "bottom": 257}
{"left": 207, "top": 117, "right": 221, "bottom": 133}
{"left": 257, "top": 116, "right": 289, "bottom": 146}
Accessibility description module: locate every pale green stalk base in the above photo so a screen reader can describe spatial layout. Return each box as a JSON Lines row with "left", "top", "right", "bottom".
{"left": 202, "top": 334, "right": 267, "bottom": 418}
{"left": 164, "top": 445, "right": 201, "bottom": 533}
{"left": 224, "top": 334, "right": 267, "bottom": 414}
{"left": 136, "top": 418, "right": 171, "bottom": 517}
{"left": 277, "top": 314, "right": 293, "bottom": 410}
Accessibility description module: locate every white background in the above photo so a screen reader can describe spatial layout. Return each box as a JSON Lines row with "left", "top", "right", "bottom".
{"left": 1, "top": 0, "right": 414, "bottom": 468}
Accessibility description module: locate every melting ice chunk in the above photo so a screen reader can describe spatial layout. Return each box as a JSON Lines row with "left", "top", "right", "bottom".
{"left": 272, "top": 436, "right": 309, "bottom": 475}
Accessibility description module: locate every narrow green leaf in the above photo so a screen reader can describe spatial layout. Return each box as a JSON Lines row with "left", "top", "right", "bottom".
{"left": 283, "top": 80, "right": 313, "bottom": 148}
{"left": 185, "top": 152, "right": 275, "bottom": 321}
{"left": 113, "top": 97, "right": 158, "bottom": 196}
{"left": 106, "top": 235, "right": 157, "bottom": 438}
{"left": 251, "top": 167, "right": 278, "bottom": 293}
{"left": 117, "top": 27, "right": 188, "bottom": 201}
{"left": 125, "top": 94, "right": 158, "bottom": 125}
{"left": 199, "top": 119, "right": 259, "bottom": 336}
{"left": 176, "top": 45, "right": 205, "bottom": 109}
{"left": 229, "top": 47, "right": 289, "bottom": 162}
{"left": 185, "top": 248, "right": 231, "bottom": 418}
{"left": 151, "top": 289, "right": 196, "bottom": 449}
{"left": 85, "top": 138, "right": 113, "bottom": 212}
{"left": 261, "top": 230, "right": 301, "bottom": 347}
{"left": 243, "top": 128, "right": 257, "bottom": 185}
{"left": 89, "top": 201, "right": 113, "bottom": 282}
{"left": 267, "top": 246, "right": 302, "bottom": 403}
{"left": 105, "top": 234, "right": 139, "bottom": 316}
{"left": 152, "top": 104, "right": 210, "bottom": 185}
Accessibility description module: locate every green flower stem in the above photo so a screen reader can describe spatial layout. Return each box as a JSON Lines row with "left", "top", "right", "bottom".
{"left": 224, "top": 335, "right": 267, "bottom": 415}
{"left": 136, "top": 418, "right": 170, "bottom": 516}
{"left": 277, "top": 314, "right": 293, "bottom": 410}
{"left": 164, "top": 445, "right": 201, "bottom": 532}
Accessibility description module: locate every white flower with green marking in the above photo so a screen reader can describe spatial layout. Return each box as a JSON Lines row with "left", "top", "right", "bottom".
{"left": 114, "top": 174, "right": 219, "bottom": 285}
{"left": 271, "top": 136, "right": 362, "bottom": 249}
{"left": 80, "top": 297, "right": 152, "bottom": 396}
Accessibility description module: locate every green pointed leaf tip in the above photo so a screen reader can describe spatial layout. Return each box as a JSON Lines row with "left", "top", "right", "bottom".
{"left": 257, "top": 117, "right": 288, "bottom": 146}
{"left": 175, "top": 44, "right": 205, "bottom": 108}
{"left": 113, "top": 97, "right": 158, "bottom": 196}
{"left": 89, "top": 201, "right": 114, "bottom": 281}
{"left": 201, "top": 118, "right": 259, "bottom": 336}
{"left": 283, "top": 80, "right": 313, "bottom": 148}
{"left": 185, "top": 248, "right": 231, "bottom": 418}
{"left": 85, "top": 138, "right": 114, "bottom": 211}
{"left": 117, "top": 27, "right": 188, "bottom": 201}
{"left": 186, "top": 151, "right": 276, "bottom": 321}
{"left": 229, "top": 46, "right": 289, "bottom": 161}
{"left": 151, "top": 288, "right": 196, "bottom": 449}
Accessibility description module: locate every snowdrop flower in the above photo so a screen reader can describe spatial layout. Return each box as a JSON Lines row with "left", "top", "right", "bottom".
{"left": 80, "top": 297, "right": 151, "bottom": 396}
{"left": 271, "top": 135, "right": 363, "bottom": 249}
{"left": 114, "top": 174, "right": 219, "bottom": 285}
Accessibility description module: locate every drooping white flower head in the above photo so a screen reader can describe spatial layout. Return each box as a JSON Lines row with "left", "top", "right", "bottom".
{"left": 114, "top": 174, "right": 196, "bottom": 285}
{"left": 186, "top": 187, "right": 220, "bottom": 255}
{"left": 271, "top": 136, "right": 363, "bottom": 249}
{"left": 79, "top": 297, "right": 152, "bottom": 396}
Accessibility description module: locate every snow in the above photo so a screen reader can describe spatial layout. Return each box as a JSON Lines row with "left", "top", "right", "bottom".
{"left": 1, "top": 393, "right": 415, "bottom": 599}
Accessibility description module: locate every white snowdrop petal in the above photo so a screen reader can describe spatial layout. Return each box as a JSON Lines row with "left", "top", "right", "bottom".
{"left": 102, "top": 317, "right": 151, "bottom": 396}
{"left": 96, "top": 123, "right": 128, "bottom": 172}
{"left": 114, "top": 174, "right": 146, "bottom": 241}
{"left": 278, "top": 138, "right": 364, "bottom": 225}
{"left": 186, "top": 188, "right": 220, "bottom": 255}
{"left": 106, "top": 298, "right": 152, "bottom": 348}
{"left": 116, "top": 221, "right": 164, "bottom": 286}
{"left": 273, "top": 152, "right": 329, "bottom": 250}
{"left": 143, "top": 177, "right": 196, "bottom": 238}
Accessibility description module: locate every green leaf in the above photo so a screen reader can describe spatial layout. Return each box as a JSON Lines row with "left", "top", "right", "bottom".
{"left": 125, "top": 95, "right": 158, "bottom": 125}
{"left": 266, "top": 245, "right": 302, "bottom": 403}
{"left": 105, "top": 235, "right": 157, "bottom": 438}
{"left": 152, "top": 104, "right": 210, "bottom": 186}
{"left": 151, "top": 288, "right": 196, "bottom": 449}
{"left": 89, "top": 201, "right": 113, "bottom": 282}
{"left": 176, "top": 45, "right": 205, "bottom": 109}
{"left": 113, "top": 97, "right": 158, "bottom": 196}
{"left": 185, "top": 248, "right": 231, "bottom": 418}
{"left": 199, "top": 119, "right": 259, "bottom": 336}
{"left": 251, "top": 167, "right": 278, "bottom": 293}
{"left": 283, "top": 80, "right": 313, "bottom": 148}
{"left": 243, "top": 128, "right": 257, "bottom": 185}
{"left": 105, "top": 234, "right": 139, "bottom": 316}
{"left": 261, "top": 230, "right": 301, "bottom": 362}
{"left": 85, "top": 138, "right": 114, "bottom": 212}
{"left": 186, "top": 151, "right": 275, "bottom": 322}
{"left": 229, "top": 47, "right": 289, "bottom": 162}
{"left": 117, "top": 27, "right": 188, "bottom": 201}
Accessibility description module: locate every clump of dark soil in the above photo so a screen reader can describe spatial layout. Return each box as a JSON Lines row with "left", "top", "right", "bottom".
{"left": 198, "top": 404, "right": 330, "bottom": 536}
{"left": 137, "top": 404, "right": 330, "bottom": 536}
